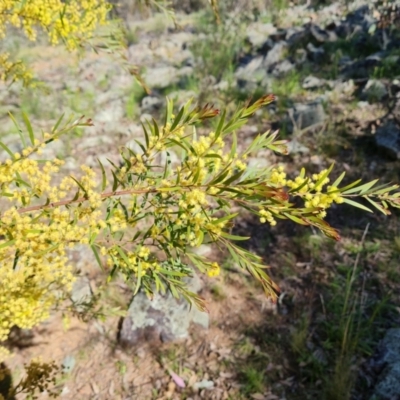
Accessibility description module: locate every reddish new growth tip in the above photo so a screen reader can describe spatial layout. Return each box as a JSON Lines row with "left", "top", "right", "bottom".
{"left": 198, "top": 103, "right": 220, "bottom": 120}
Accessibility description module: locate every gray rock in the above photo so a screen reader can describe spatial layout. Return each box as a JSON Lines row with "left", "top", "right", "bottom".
{"left": 96, "top": 99, "right": 125, "bottom": 123}
{"left": 286, "top": 101, "right": 327, "bottom": 132}
{"left": 269, "top": 28, "right": 287, "bottom": 43}
{"left": 338, "top": 55, "right": 353, "bottom": 67}
{"left": 287, "top": 138, "right": 310, "bottom": 154}
{"left": 235, "top": 55, "right": 275, "bottom": 92}
{"left": 144, "top": 65, "right": 180, "bottom": 89}
{"left": 310, "top": 24, "right": 331, "bottom": 42}
{"left": 362, "top": 79, "right": 388, "bottom": 102}
{"left": 375, "top": 120, "right": 400, "bottom": 159}
{"left": 71, "top": 277, "right": 93, "bottom": 312}
{"left": 62, "top": 355, "right": 76, "bottom": 374}
{"left": 141, "top": 96, "right": 163, "bottom": 113}
{"left": 366, "top": 52, "right": 388, "bottom": 63}
{"left": 235, "top": 56, "right": 265, "bottom": 80}
{"left": 193, "top": 380, "right": 214, "bottom": 390}
{"left": 264, "top": 42, "right": 288, "bottom": 68}
{"left": 286, "top": 26, "right": 312, "bottom": 49}
{"left": 246, "top": 22, "right": 277, "bottom": 48}
{"left": 306, "top": 42, "right": 325, "bottom": 63}
{"left": 371, "top": 329, "right": 400, "bottom": 399}
{"left": 118, "top": 273, "right": 209, "bottom": 346}
{"left": 302, "top": 75, "right": 327, "bottom": 90}
{"left": 271, "top": 60, "right": 295, "bottom": 77}
{"left": 294, "top": 48, "right": 307, "bottom": 65}
{"left": 374, "top": 363, "right": 400, "bottom": 400}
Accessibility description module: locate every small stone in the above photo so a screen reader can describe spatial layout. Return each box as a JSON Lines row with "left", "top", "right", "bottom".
{"left": 246, "top": 22, "right": 277, "bottom": 48}
{"left": 71, "top": 277, "right": 93, "bottom": 312}
{"left": 270, "top": 60, "right": 295, "bottom": 77}
{"left": 193, "top": 380, "right": 214, "bottom": 390}
{"left": 118, "top": 273, "right": 208, "bottom": 346}
{"left": 96, "top": 99, "right": 125, "bottom": 123}
{"left": 286, "top": 101, "right": 327, "bottom": 132}
{"left": 302, "top": 75, "right": 327, "bottom": 90}
{"left": 306, "top": 43, "right": 325, "bottom": 63}
{"left": 263, "top": 42, "right": 288, "bottom": 68}
{"left": 370, "top": 329, "right": 400, "bottom": 399}
{"left": 287, "top": 138, "right": 310, "bottom": 154}
{"left": 375, "top": 120, "right": 400, "bottom": 159}
{"left": 310, "top": 24, "right": 331, "bottom": 42}
{"left": 144, "top": 65, "right": 180, "bottom": 89}
{"left": 362, "top": 79, "right": 388, "bottom": 102}
{"left": 62, "top": 355, "right": 76, "bottom": 374}
{"left": 141, "top": 96, "right": 163, "bottom": 113}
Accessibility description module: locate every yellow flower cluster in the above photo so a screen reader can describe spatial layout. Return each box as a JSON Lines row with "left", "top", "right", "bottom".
{"left": 269, "top": 166, "right": 287, "bottom": 186}
{"left": 107, "top": 209, "right": 128, "bottom": 232}
{"left": 207, "top": 262, "right": 221, "bottom": 277}
{"left": 286, "top": 169, "right": 344, "bottom": 217}
{"left": 0, "top": 157, "right": 108, "bottom": 361}
{"left": 259, "top": 209, "right": 276, "bottom": 226}
{"left": 0, "top": 52, "right": 33, "bottom": 84}
{"left": 0, "top": 157, "right": 63, "bottom": 204}
{"left": 0, "top": 0, "right": 110, "bottom": 84}
{"left": 0, "top": 205, "right": 75, "bottom": 361}
{"left": 106, "top": 246, "right": 160, "bottom": 276}
{"left": 0, "top": 0, "right": 110, "bottom": 50}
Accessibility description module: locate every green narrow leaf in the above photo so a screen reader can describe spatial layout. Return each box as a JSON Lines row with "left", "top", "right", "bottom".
{"left": 364, "top": 196, "right": 390, "bottom": 215}
{"left": 0, "top": 141, "right": 16, "bottom": 160}
{"left": 229, "top": 131, "right": 237, "bottom": 159}
{"left": 169, "top": 282, "right": 179, "bottom": 299}
{"left": 9, "top": 112, "right": 26, "bottom": 149}
{"left": 141, "top": 122, "right": 150, "bottom": 148}
{"left": 91, "top": 245, "right": 105, "bottom": 272}
{"left": 134, "top": 260, "right": 142, "bottom": 295}
{"left": 288, "top": 178, "right": 310, "bottom": 194}
{"left": 314, "top": 163, "right": 334, "bottom": 189}
{"left": 97, "top": 158, "right": 107, "bottom": 191}
{"left": 152, "top": 118, "right": 160, "bottom": 139}
{"left": 70, "top": 176, "right": 88, "bottom": 195}
{"left": 339, "top": 179, "right": 362, "bottom": 193}
{"left": 222, "top": 119, "right": 247, "bottom": 135}
{"left": 37, "top": 243, "right": 59, "bottom": 256}
{"left": 21, "top": 111, "right": 35, "bottom": 146}
{"left": 0, "top": 239, "right": 16, "bottom": 249}
{"left": 15, "top": 172, "right": 31, "bottom": 188}
{"left": 157, "top": 268, "right": 187, "bottom": 277}
{"left": 332, "top": 171, "right": 346, "bottom": 188}
{"left": 342, "top": 198, "right": 373, "bottom": 212}
{"left": 211, "top": 213, "right": 239, "bottom": 225}
{"left": 209, "top": 165, "right": 232, "bottom": 185}
{"left": 220, "top": 232, "right": 250, "bottom": 241}
{"left": 157, "top": 186, "right": 181, "bottom": 192}
{"left": 170, "top": 104, "right": 185, "bottom": 131}
{"left": 343, "top": 180, "right": 379, "bottom": 195}
{"left": 195, "top": 230, "right": 204, "bottom": 247}
{"left": 52, "top": 113, "right": 65, "bottom": 133}
{"left": 168, "top": 138, "right": 189, "bottom": 152}
{"left": 214, "top": 109, "right": 226, "bottom": 140}
{"left": 111, "top": 170, "right": 119, "bottom": 192}
{"left": 134, "top": 139, "right": 147, "bottom": 154}
{"left": 283, "top": 213, "right": 309, "bottom": 225}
